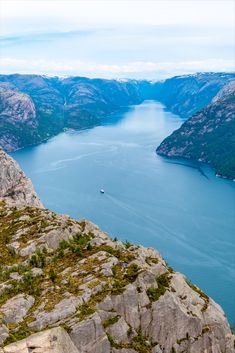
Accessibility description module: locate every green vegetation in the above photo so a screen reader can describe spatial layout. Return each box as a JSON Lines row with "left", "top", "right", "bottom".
{"left": 102, "top": 315, "right": 120, "bottom": 328}
{"left": 132, "top": 332, "right": 152, "bottom": 353}
{"left": 147, "top": 272, "right": 171, "bottom": 302}
{"left": 146, "top": 287, "right": 160, "bottom": 302}
{"left": 77, "top": 304, "right": 96, "bottom": 321}
{"left": 186, "top": 280, "right": 209, "bottom": 312}
{"left": 30, "top": 248, "right": 46, "bottom": 268}
{"left": 4, "top": 326, "right": 33, "bottom": 345}
{"left": 107, "top": 331, "right": 153, "bottom": 353}
{"left": 0, "top": 199, "right": 221, "bottom": 350}
{"left": 111, "top": 263, "right": 140, "bottom": 295}
{"left": 145, "top": 257, "right": 158, "bottom": 266}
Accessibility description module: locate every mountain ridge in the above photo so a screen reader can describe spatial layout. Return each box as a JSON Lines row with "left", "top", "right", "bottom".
{"left": 1, "top": 72, "right": 234, "bottom": 152}
{"left": 1, "top": 72, "right": 235, "bottom": 179}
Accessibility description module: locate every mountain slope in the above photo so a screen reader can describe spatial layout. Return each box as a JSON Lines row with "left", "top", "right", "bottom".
{"left": 0, "top": 74, "right": 149, "bottom": 152}
{"left": 156, "top": 81, "right": 235, "bottom": 179}
{"left": 0, "top": 87, "right": 42, "bottom": 152}
{"left": 153, "top": 72, "right": 235, "bottom": 118}
{"left": 0, "top": 152, "right": 234, "bottom": 352}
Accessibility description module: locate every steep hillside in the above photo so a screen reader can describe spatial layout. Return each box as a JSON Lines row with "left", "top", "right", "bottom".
{"left": 0, "top": 87, "right": 42, "bottom": 152}
{"left": 153, "top": 72, "right": 235, "bottom": 118}
{"left": 0, "top": 74, "right": 149, "bottom": 152}
{"left": 156, "top": 81, "right": 235, "bottom": 179}
{"left": 0, "top": 151, "right": 234, "bottom": 352}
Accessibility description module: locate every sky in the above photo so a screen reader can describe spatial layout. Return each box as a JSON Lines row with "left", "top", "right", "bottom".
{"left": 0, "top": 0, "right": 235, "bottom": 79}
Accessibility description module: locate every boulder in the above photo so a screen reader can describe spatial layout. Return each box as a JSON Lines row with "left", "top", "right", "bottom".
{"left": 0, "top": 294, "right": 35, "bottom": 325}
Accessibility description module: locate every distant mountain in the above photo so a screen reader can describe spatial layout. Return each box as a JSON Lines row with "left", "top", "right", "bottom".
{"left": 157, "top": 81, "right": 235, "bottom": 179}
{"left": 1, "top": 72, "right": 235, "bottom": 178}
{"left": 0, "top": 74, "right": 150, "bottom": 152}
{"left": 153, "top": 72, "right": 235, "bottom": 118}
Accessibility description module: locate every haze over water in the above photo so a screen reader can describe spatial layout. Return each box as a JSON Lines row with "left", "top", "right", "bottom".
{"left": 12, "top": 101, "right": 235, "bottom": 324}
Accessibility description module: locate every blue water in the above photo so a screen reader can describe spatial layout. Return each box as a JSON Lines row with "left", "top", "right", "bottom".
{"left": 11, "top": 101, "right": 235, "bottom": 324}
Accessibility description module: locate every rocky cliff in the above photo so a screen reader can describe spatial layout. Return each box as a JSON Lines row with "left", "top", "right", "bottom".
{"left": 0, "top": 87, "right": 40, "bottom": 152}
{"left": 0, "top": 152, "right": 234, "bottom": 352}
{"left": 0, "top": 148, "right": 42, "bottom": 207}
{"left": 156, "top": 81, "right": 235, "bottom": 179}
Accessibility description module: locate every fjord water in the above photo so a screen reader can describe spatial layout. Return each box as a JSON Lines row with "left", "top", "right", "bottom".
{"left": 12, "top": 101, "right": 235, "bottom": 324}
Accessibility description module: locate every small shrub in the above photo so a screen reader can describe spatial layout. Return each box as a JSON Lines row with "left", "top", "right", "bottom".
{"left": 59, "top": 239, "right": 69, "bottom": 250}
{"left": 111, "top": 279, "right": 126, "bottom": 295}
{"left": 147, "top": 273, "right": 171, "bottom": 302}
{"left": 124, "top": 263, "right": 140, "bottom": 282}
{"left": 124, "top": 240, "right": 132, "bottom": 248}
{"left": 102, "top": 315, "right": 120, "bottom": 328}
{"left": 132, "top": 332, "right": 152, "bottom": 352}
{"left": 77, "top": 304, "right": 96, "bottom": 320}
{"left": 48, "top": 268, "right": 57, "bottom": 283}
{"left": 71, "top": 245, "right": 83, "bottom": 256}
{"left": 146, "top": 287, "right": 160, "bottom": 301}
{"left": 29, "top": 249, "right": 46, "bottom": 268}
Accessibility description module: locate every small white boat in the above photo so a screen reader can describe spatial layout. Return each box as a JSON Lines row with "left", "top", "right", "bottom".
{"left": 100, "top": 189, "right": 105, "bottom": 194}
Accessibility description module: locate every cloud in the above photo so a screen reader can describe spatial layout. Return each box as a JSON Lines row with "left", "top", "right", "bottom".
{"left": 0, "top": 57, "right": 234, "bottom": 79}
{"left": 1, "top": 0, "right": 234, "bottom": 35}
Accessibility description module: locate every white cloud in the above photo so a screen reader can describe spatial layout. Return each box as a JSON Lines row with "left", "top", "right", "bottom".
{"left": 0, "top": 1, "right": 234, "bottom": 78}
{"left": 1, "top": 0, "right": 234, "bottom": 35}
{"left": 0, "top": 57, "right": 234, "bottom": 79}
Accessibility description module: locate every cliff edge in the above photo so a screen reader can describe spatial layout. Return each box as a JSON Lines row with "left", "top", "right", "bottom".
{"left": 0, "top": 148, "right": 43, "bottom": 207}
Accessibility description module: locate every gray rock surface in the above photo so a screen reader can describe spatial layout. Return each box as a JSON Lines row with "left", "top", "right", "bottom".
{"left": 70, "top": 313, "right": 111, "bottom": 353}
{"left": 0, "top": 148, "right": 42, "bottom": 207}
{"left": 0, "top": 294, "right": 35, "bottom": 324}
{"left": 0, "top": 326, "right": 9, "bottom": 346}
{"left": 2, "top": 327, "right": 79, "bottom": 353}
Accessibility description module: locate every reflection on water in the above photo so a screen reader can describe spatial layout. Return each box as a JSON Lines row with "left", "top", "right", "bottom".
{"left": 12, "top": 101, "right": 235, "bottom": 323}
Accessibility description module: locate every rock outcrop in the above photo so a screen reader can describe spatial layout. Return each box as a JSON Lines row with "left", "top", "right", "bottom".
{"left": 0, "top": 148, "right": 42, "bottom": 207}
{"left": 156, "top": 81, "right": 235, "bottom": 179}
{"left": 0, "top": 199, "right": 234, "bottom": 352}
